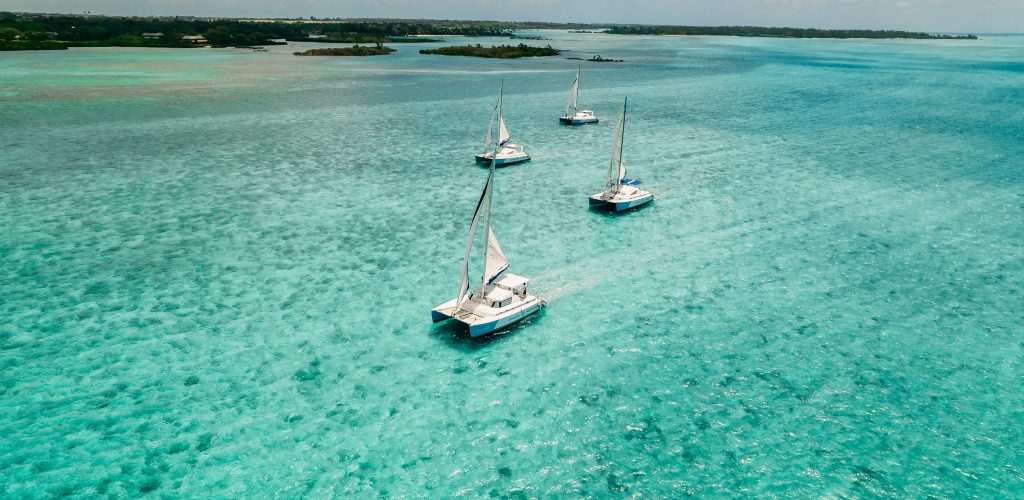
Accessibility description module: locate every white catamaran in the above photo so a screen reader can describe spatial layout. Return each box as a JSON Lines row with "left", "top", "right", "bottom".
{"left": 434, "top": 85, "right": 545, "bottom": 337}
{"left": 559, "top": 67, "right": 599, "bottom": 125}
{"left": 475, "top": 100, "right": 530, "bottom": 166}
{"left": 589, "top": 97, "right": 654, "bottom": 211}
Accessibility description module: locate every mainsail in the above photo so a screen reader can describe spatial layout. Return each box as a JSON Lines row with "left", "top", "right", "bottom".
{"left": 607, "top": 97, "right": 628, "bottom": 190}
{"left": 457, "top": 172, "right": 490, "bottom": 305}
{"left": 484, "top": 97, "right": 498, "bottom": 148}
{"left": 565, "top": 67, "right": 580, "bottom": 116}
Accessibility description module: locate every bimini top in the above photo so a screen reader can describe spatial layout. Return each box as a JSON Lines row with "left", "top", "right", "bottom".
{"left": 484, "top": 286, "right": 514, "bottom": 302}
{"left": 621, "top": 178, "right": 642, "bottom": 187}
{"left": 493, "top": 273, "right": 530, "bottom": 290}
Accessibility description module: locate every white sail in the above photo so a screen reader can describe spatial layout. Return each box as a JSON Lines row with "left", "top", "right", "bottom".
{"left": 498, "top": 117, "right": 511, "bottom": 146}
{"left": 607, "top": 98, "right": 628, "bottom": 190}
{"left": 484, "top": 109, "right": 495, "bottom": 149}
{"left": 457, "top": 172, "right": 491, "bottom": 306}
{"left": 565, "top": 67, "right": 579, "bottom": 115}
{"left": 478, "top": 163, "right": 496, "bottom": 290}
{"left": 484, "top": 96, "right": 499, "bottom": 148}
{"left": 483, "top": 227, "right": 509, "bottom": 284}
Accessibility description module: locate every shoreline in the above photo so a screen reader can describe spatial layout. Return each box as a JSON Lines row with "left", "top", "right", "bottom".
{"left": 0, "top": 13, "right": 981, "bottom": 52}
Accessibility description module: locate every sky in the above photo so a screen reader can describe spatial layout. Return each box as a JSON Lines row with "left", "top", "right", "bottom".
{"left": 2, "top": 0, "right": 1021, "bottom": 33}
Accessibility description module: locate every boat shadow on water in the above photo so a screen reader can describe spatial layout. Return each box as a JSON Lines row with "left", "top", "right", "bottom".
{"left": 429, "top": 307, "right": 547, "bottom": 352}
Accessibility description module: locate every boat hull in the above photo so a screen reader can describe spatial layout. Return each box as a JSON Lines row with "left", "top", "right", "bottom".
{"left": 559, "top": 116, "right": 599, "bottom": 125}
{"left": 589, "top": 192, "right": 654, "bottom": 211}
{"left": 474, "top": 153, "right": 531, "bottom": 166}
{"left": 431, "top": 308, "right": 451, "bottom": 323}
{"left": 468, "top": 300, "right": 543, "bottom": 337}
{"left": 432, "top": 296, "right": 545, "bottom": 337}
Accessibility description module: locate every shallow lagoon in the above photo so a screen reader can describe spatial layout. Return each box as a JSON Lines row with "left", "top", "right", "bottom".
{"left": 1, "top": 32, "right": 1023, "bottom": 497}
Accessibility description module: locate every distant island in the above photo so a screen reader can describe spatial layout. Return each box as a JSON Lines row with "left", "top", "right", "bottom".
{"left": 0, "top": 12, "right": 978, "bottom": 51}
{"left": 567, "top": 55, "right": 623, "bottom": 62}
{"left": 605, "top": 25, "right": 977, "bottom": 40}
{"left": 0, "top": 12, "right": 292, "bottom": 49}
{"left": 508, "top": 33, "right": 548, "bottom": 40}
{"left": 291, "top": 35, "right": 439, "bottom": 44}
{"left": 0, "top": 12, "right": 508, "bottom": 51}
{"left": 420, "top": 44, "right": 562, "bottom": 59}
{"left": 294, "top": 44, "right": 396, "bottom": 56}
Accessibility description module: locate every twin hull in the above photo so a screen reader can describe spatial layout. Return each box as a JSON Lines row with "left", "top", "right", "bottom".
{"left": 474, "top": 153, "right": 531, "bottom": 166}
{"left": 589, "top": 192, "right": 654, "bottom": 211}
{"left": 432, "top": 297, "right": 544, "bottom": 337}
{"left": 560, "top": 116, "right": 599, "bottom": 125}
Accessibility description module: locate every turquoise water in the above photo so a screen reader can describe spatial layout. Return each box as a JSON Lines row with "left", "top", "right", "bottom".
{"left": 2, "top": 32, "right": 1023, "bottom": 497}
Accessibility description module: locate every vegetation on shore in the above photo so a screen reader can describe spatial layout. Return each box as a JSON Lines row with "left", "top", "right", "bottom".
{"left": 293, "top": 44, "right": 397, "bottom": 56}
{"left": 420, "top": 43, "right": 561, "bottom": 58}
{"left": 290, "top": 35, "right": 439, "bottom": 44}
{"left": 0, "top": 40, "right": 68, "bottom": 50}
{"left": 0, "top": 12, "right": 513, "bottom": 50}
{"left": 281, "top": 20, "right": 510, "bottom": 37}
{"left": 0, "top": 12, "right": 285, "bottom": 48}
{"left": 605, "top": 25, "right": 977, "bottom": 39}
{"left": 0, "top": 12, "right": 978, "bottom": 52}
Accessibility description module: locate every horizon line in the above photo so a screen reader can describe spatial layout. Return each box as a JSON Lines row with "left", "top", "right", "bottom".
{"left": 3, "top": 11, "right": 995, "bottom": 35}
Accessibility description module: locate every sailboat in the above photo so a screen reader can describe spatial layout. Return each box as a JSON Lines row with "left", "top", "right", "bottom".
{"left": 474, "top": 100, "right": 530, "bottom": 166}
{"left": 559, "top": 67, "right": 599, "bottom": 125}
{"left": 589, "top": 97, "right": 653, "bottom": 211}
{"left": 434, "top": 84, "right": 545, "bottom": 337}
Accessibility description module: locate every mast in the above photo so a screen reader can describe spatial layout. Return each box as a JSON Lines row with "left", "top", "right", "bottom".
{"left": 457, "top": 83, "right": 511, "bottom": 307}
{"left": 607, "top": 97, "right": 627, "bottom": 192}
{"left": 484, "top": 100, "right": 497, "bottom": 149}
{"left": 480, "top": 82, "right": 502, "bottom": 286}
{"left": 458, "top": 84, "right": 501, "bottom": 307}
{"left": 574, "top": 67, "right": 580, "bottom": 112}
{"left": 618, "top": 97, "right": 628, "bottom": 187}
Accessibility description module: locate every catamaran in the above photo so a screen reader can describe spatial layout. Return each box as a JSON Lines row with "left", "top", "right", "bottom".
{"left": 589, "top": 97, "right": 653, "bottom": 211}
{"left": 559, "top": 67, "right": 599, "bottom": 125}
{"left": 434, "top": 85, "right": 545, "bottom": 337}
{"left": 475, "top": 103, "right": 530, "bottom": 166}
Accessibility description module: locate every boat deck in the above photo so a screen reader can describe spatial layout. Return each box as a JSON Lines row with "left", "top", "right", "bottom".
{"left": 437, "top": 306, "right": 483, "bottom": 324}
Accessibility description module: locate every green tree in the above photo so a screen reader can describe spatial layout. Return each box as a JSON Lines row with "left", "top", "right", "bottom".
{"left": 22, "top": 31, "right": 49, "bottom": 41}
{"left": 0, "top": 27, "right": 20, "bottom": 41}
{"left": 205, "top": 27, "right": 231, "bottom": 44}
